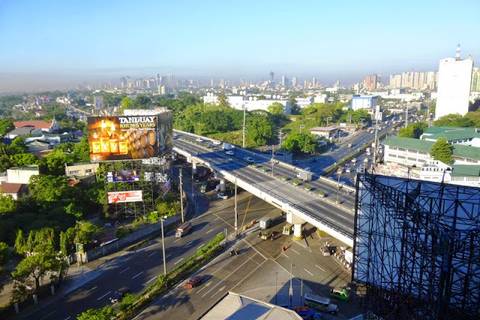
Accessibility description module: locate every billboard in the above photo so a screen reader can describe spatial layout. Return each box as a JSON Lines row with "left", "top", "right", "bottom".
{"left": 107, "top": 190, "right": 143, "bottom": 204}
{"left": 353, "top": 173, "right": 480, "bottom": 320}
{"left": 106, "top": 170, "right": 140, "bottom": 183}
{"left": 87, "top": 112, "right": 172, "bottom": 161}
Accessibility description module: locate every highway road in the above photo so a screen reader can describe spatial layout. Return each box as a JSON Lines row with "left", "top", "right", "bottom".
{"left": 174, "top": 132, "right": 356, "bottom": 209}
{"left": 15, "top": 180, "right": 269, "bottom": 320}
{"left": 173, "top": 138, "right": 355, "bottom": 238}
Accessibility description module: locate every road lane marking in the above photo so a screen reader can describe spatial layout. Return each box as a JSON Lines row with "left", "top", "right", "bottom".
{"left": 132, "top": 271, "right": 144, "bottom": 280}
{"left": 315, "top": 264, "right": 326, "bottom": 272}
{"left": 147, "top": 251, "right": 156, "bottom": 257}
{"left": 96, "top": 290, "right": 111, "bottom": 301}
{"left": 201, "top": 255, "right": 255, "bottom": 297}
{"left": 145, "top": 276, "right": 156, "bottom": 284}
{"left": 174, "top": 257, "right": 184, "bottom": 265}
{"left": 213, "top": 285, "right": 226, "bottom": 296}
{"left": 205, "top": 228, "right": 215, "bottom": 234}
{"left": 230, "top": 259, "right": 266, "bottom": 291}
{"left": 304, "top": 268, "right": 314, "bottom": 276}
{"left": 119, "top": 267, "right": 130, "bottom": 274}
{"left": 39, "top": 310, "right": 56, "bottom": 320}
{"left": 64, "top": 317, "right": 71, "bottom": 320}
{"left": 290, "top": 248, "right": 300, "bottom": 255}
{"left": 196, "top": 280, "right": 211, "bottom": 293}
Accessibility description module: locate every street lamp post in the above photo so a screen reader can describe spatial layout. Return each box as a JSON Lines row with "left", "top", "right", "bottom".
{"left": 242, "top": 106, "right": 246, "bottom": 148}
{"left": 289, "top": 263, "right": 294, "bottom": 307}
{"left": 160, "top": 215, "right": 167, "bottom": 275}
{"left": 179, "top": 168, "right": 184, "bottom": 223}
{"left": 234, "top": 178, "right": 238, "bottom": 235}
{"left": 271, "top": 145, "right": 275, "bottom": 177}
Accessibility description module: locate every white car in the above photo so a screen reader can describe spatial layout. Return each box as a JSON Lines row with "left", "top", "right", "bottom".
{"left": 196, "top": 138, "right": 203, "bottom": 143}
{"left": 244, "top": 157, "right": 255, "bottom": 164}
{"left": 225, "top": 150, "right": 234, "bottom": 156}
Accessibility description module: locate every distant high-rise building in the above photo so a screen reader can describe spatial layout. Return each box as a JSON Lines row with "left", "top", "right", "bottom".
{"left": 312, "top": 77, "right": 317, "bottom": 88}
{"left": 472, "top": 68, "right": 480, "bottom": 92}
{"left": 93, "top": 96, "right": 104, "bottom": 110}
{"left": 291, "top": 77, "right": 298, "bottom": 88}
{"left": 363, "top": 74, "right": 378, "bottom": 91}
{"left": 435, "top": 45, "right": 474, "bottom": 120}
{"left": 281, "top": 75, "right": 288, "bottom": 87}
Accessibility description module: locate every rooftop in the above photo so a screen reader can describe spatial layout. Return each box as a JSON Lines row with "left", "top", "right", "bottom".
{"left": 0, "top": 182, "right": 24, "bottom": 194}
{"left": 14, "top": 120, "right": 54, "bottom": 130}
{"left": 200, "top": 292, "right": 302, "bottom": 320}
{"left": 451, "top": 165, "right": 480, "bottom": 177}
{"left": 384, "top": 136, "right": 480, "bottom": 161}
{"left": 421, "top": 127, "right": 480, "bottom": 142}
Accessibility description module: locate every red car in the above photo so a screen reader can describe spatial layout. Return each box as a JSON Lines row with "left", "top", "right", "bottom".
{"left": 184, "top": 276, "right": 203, "bottom": 289}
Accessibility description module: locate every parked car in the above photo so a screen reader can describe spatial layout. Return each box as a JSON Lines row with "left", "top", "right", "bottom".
{"left": 330, "top": 287, "right": 350, "bottom": 301}
{"left": 184, "top": 276, "right": 203, "bottom": 289}
{"left": 225, "top": 150, "right": 234, "bottom": 156}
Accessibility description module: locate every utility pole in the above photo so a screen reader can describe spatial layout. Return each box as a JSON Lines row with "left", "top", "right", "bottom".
{"left": 405, "top": 106, "right": 409, "bottom": 128}
{"left": 242, "top": 107, "right": 246, "bottom": 148}
{"left": 336, "top": 168, "right": 342, "bottom": 204}
{"left": 289, "top": 263, "right": 294, "bottom": 308}
{"left": 373, "top": 117, "right": 378, "bottom": 165}
{"left": 179, "top": 168, "right": 184, "bottom": 223}
{"left": 234, "top": 178, "right": 238, "bottom": 235}
{"left": 160, "top": 216, "right": 167, "bottom": 275}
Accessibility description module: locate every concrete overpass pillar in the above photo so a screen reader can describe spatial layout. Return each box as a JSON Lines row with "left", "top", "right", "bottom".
{"left": 293, "top": 223, "right": 303, "bottom": 239}
{"left": 219, "top": 179, "right": 226, "bottom": 192}
{"left": 192, "top": 162, "right": 197, "bottom": 174}
{"left": 286, "top": 212, "right": 305, "bottom": 240}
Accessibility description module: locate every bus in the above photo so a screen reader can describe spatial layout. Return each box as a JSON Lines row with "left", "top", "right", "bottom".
{"left": 304, "top": 293, "right": 339, "bottom": 314}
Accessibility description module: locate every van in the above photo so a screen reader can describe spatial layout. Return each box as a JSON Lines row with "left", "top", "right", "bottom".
{"left": 259, "top": 217, "right": 272, "bottom": 230}
{"left": 176, "top": 222, "right": 192, "bottom": 238}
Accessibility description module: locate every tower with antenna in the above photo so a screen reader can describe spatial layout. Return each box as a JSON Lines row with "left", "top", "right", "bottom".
{"left": 269, "top": 71, "right": 274, "bottom": 83}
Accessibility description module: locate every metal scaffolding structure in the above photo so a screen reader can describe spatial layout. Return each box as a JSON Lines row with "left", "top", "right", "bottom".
{"left": 353, "top": 173, "right": 480, "bottom": 320}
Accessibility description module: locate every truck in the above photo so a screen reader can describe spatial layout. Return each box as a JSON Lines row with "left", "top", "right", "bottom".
{"left": 296, "top": 170, "right": 313, "bottom": 182}
{"left": 222, "top": 142, "right": 235, "bottom": 151}
{"left": 282, "top": 223, "right": 293, "bottom": 235}
{"left": 175, "top": 222, "right": 192, "bottom": 238}
{"left": 259, "top": 217, "right": 273, "bottom": 230}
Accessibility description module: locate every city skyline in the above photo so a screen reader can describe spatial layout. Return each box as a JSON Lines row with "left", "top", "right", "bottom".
{"left": 1, "top": 0, "right": 480, "bottom": 92}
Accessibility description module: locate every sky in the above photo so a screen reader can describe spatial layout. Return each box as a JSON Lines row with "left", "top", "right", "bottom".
{"left": 0, "top": 0, "right": 479, "bottom": 92}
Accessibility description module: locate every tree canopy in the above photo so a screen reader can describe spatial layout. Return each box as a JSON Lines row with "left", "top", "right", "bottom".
{"left": 282, "top": 132, "right": 317, "bottom": 154}
{"left": 430, "top": 138, "right": 454, "bottom": 165}
{"left": 433, "top": 112, "right": 479, "bottom": 127}
{"left": 267, "top": 102, "right": 284, "bottom": 115}
{"left": 398, "top": 122, "right": 428, "bottom": 138}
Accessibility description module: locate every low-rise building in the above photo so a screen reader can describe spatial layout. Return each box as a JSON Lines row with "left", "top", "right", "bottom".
{"left": 13, "top": 119, "right": 59, "bottom": 133}
{"left": 0, "top": 182, "right": 27, "bottom": 200}
{"left": 420, "top": 127, "right": 480, "bottom": 147}
{"left": 6, "top": 166, "right": 40, "bottom": 184}
{"left": 65, "top": 162, "right": 99, "bottom": 178}
{"left": 310, "top": 126, "right": 339, "bottom": 141}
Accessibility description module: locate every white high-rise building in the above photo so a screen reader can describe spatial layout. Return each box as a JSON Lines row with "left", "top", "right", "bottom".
{"left": 435, "top": 46, "right": 474, "bottom": 120}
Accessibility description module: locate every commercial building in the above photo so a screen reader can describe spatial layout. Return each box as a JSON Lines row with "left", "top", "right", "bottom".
{"left": 435, "top": 46, "right": 474, "bottom": 119}
{"left": 351, "top": 95, "right": 378, "bottom": 110}
{"left": 202, "top": 93, "right": 291, "bottom": 113}
{"left": 389, "top": 71, "right": 436, "bottom": 90}
{"left": 13, "top": 119, "right": 59, "bottom": 133}
{"left": 310, "top": 126, "right": 339, "bottom": 141}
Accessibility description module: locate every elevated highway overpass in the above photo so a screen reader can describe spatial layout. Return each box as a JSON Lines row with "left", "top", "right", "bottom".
{"left": 173, "top": 130, "right": 356, "bottom": 247}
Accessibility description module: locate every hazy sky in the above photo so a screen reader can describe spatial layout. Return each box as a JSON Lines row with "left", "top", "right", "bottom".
{"left": 1, "top": 0, "right": 479, "bottom": 92}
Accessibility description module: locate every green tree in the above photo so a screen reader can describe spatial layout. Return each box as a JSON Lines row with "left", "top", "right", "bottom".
{"left": 73, "top": 136, "right": 90, "bottom": 162}
{"left": 434, "top": 114, "right": 475, "bottom": 127}
{"left": 14, "top": 229, "right": 26, "bottom": 255}
{"left": 10, "top": 153, "right": 39, "bottom": 167}
{"left": 398, "top": 122, "right": 428, "bottom": 138}
{"left": 0, "top": 194, "right": 16, "bottom": 214}
{"left": 42, "top": 148, "right": 75, "bottom": 175}
{"left": 0, "top": 242, "right": 9, "bottom": 265}
{"left": 29, "top": 175, "right": 69, "bottom": 203}
{"left": 217, "top": 92, "right": 229, "bottom": 107}
{"left": 74, "top": 221, "right": 101, "bottom": 245}
{"left": 246, "top": 114, "right": 274, "bottom": 146}
{"left": 119, "top": 96, "right": 134, "bottom": 113}
{"left": 11, "top": 244, "right": 58, "bottom": 291}
{"left": 76, "top": 306, "right": 115, "bottom": 320}
{"left": 282, "top": 132, "right": 317, "bottom": 154}
{"left": 7, "top": 137, "right": 27, "bottom": 154}
{"left": 0, "top": 119, "right": 14, "bottom": 136}
{"left": 267, "top": 102, "right": 284, "bottom": 115}
{"left": 0, "top": 154, "right": 12, "bottom": 171}
{"left": 430, "top": 138, "right": 454, "bottom": 165}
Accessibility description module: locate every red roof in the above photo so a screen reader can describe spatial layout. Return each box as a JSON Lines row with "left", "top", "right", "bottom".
{"left": 14, "top": 120, "right": 53, "bottom": 130}
{"left": 0, "top": 182, "right": 23, "bottom": 194}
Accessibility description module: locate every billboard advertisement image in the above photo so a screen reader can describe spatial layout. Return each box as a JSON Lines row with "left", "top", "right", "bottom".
{"left": 88, "top": 113, "right": 172, "bottom": 161}
{"left": 106, "top": 170, "right": 140, "bottom": 183}
{"left": 107, "top": 190, "right": 143, "bottom": 204}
